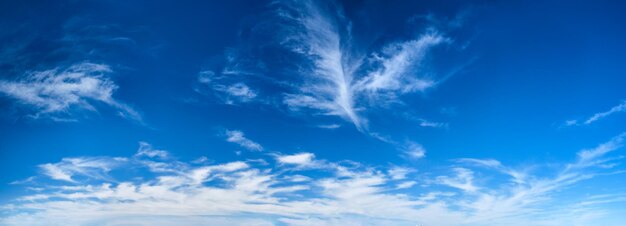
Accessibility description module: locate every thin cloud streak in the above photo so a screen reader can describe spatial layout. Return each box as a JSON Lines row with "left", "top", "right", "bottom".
{"left": 564, "top": 100, "right": 626, "bottom": 126}
{"left": 225, "top": 130, "right": 264, "bottom": 151}
{"left": 196, "top": 70, "right": 259, "bottom": 105}
{"left": 585, "top": 101, "right": 626, "bottom": 125}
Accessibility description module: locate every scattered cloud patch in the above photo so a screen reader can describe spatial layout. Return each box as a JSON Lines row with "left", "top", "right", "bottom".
{"left": 276, "top": 152, "right": 315, "bottom": 166}
{"left": 0, "top": 63, "right": 141, "bottom": 122}
{"left": 135, "top": 142, "right": 169, "bottom": 159}
{"left": 225, "top": 130, "right": 263, "bottom": 151}
{"left": 436, "top": 167, "right": 478, "bottom": 192}
{"left": 196, "top": 70, "right": 259, "bottom": 105}
{"left": 418, "top": 119, "right": 448, "bottom": 128}
{"left": 565, "top": 101, "right": 626, "bottom": 127}
{"left": 402, "top": 142, "right": 426, "bottom": 159}
{"left": 317, "top": 124, "right": 341, "bottom": 129}
{"left": 39, "top": 157, "right": 127, "bottom": 183}
{"left": 585, "top": 101, "right": 626, "bottom": 125}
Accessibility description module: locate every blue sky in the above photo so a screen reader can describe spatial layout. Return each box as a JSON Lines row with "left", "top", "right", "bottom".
{"left": 1, "top": 0, "right": 626, "bottom": 225}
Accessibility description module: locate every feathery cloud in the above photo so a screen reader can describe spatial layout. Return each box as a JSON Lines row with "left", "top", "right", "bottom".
{"left": 565, "top": 101, "right": 626, "bottom": 126}
{"left": 225, "top": 130, "right": 264, "bottom": 151}
{"left": 219, "top": 0, "right": 454, "bottom": 131}
{"left": 0, "top": 62, "right": 141, "bottom": 122}
{"left": 196, "top": 70, "right": 259, "bottom": 105}
{"left": 402, "top": 141, "right": 427, "bottom": 159}
{"left": 585, "top": 101, "right": 626, "bottom": 125}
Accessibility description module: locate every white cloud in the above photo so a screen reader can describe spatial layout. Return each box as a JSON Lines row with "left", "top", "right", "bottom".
{"left": 196, "top": 70, "right": 258, "bottom": 105}
{"left": 225, "top": 130, "right": 263, "bottom": 151}
{"left": 356, "top": 33, "right": 444, "bottom": 94}
{"left": 388, "top": 166, "right": 413, "bottom": 180}
{"left": 276, "top": 152, "right": 315, "bottom": 166}
{"left": 418, "top": 119, "right": 448, "bottom": 128}
{"left": 135, "top": 142, "right": 169, "bottom": 159}
{"left": 3, "top": 135, "right": 626, "bottom": 225}
{"left": 271, "top": 0, "right": 448, "bottom": 130}
{"left": 39, "top": 163, "right": 74, "bottom": 182}
{"left": 39, "top": 157, "right": 127, "bottom": 183}
{"left": 457, "top": 158, "right": 503, "bottom": 168}
{"left": 0, "top": 62, "right": 141, "bottom": 122}
{"left": 584, "top": 101, "right": 626, "bottom": 125}
{"left": 317, "top": 124, "right": 341, "bottom": 129}
{"left": 403, "top": 142, "right": 426, "bottom": 159}
{"left": 436, "top": 167, "right": 478, "bottom": 192}
{"left": 566, "top": 101, "right": 626, "bottom": 127}
{"left": 396, "top": 181, "right": 417, "bottom": 189}
{"left": 571, "top": 133, "right": 625, "bottom": 169}
{"left": 224, "top": 83, "right": 257, "bottom": 101}
{"left": 564, "top": 119, "right": 578, "bottom": 126}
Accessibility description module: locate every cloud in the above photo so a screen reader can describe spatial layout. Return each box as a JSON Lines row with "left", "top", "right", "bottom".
{"left": 217, "top": 0, "right": 456, "bottom": 131}
{"left": 317, "top": 124, "right": 341, "bottom": 129}
{"left": 418, "top": 119, "right": 448, "bottom": 128}
{"left": 39, "top": 157, "right": 127, "bottom": 183}
{"left": 225, "top": 130, "right": 264, "bottom": 151}
{"left": 436, "top": 167, "right": 479, "bottom": 192}
{"left": 277, "top": 2, "right": 445, "bottom": 130}
{"left": 355, "top": 33, "right": 445, "bottom": 94}
{"left": 565, "top": 101, "right": 626, "bottom": 126}
{"left": 402, "top": 141, "right": 426, "bottom": 159}
{"left": 388, "top": 166, "right": 413, "bottom": 180}
{"left": 3, "top": 135, "right": 626, "bottom": 225}
{"left": 584, "top": 101, "right": 626, "bottom": 125}
{"left": 135, "top": 142, "right": 169, "bottom": 159}
{"left": 275, "top": 152, "right": 315, "bottom": 166}
{"left": 196, "top": 70, "right": 259, "bottom": 105}
{"left": 571, "top": 133, "right": 625, "bottom": 169}
{"left": 0, "top": 62, "right": 141, "bottom": 122}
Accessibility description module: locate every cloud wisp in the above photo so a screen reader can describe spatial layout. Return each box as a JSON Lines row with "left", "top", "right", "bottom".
{"left": 565, "top": 100, "right": 626, "bottom": 127}
{"left": 225, "top": 130, "right": 264, "bottom": 151}
{"left": 3, "top": 133, "right": 626, "bottom": 226}
{"left": 209, "top": 0, "right": 456, "bottom": 131}
{"left": 585, "top": 101, "right": 626, "bottom": 125}
{"left": 275, "top": 0, "right": 447, "bottom": 130}
{"left": 0, "top": 62, "right": 141, "bottom": 122}
{"left": 196, "top": 70, "right": 259, "bottom": 105}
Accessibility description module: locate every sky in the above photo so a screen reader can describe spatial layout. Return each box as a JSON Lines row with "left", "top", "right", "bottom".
{"left": 1, "top": 0, "right": 626, "bottom": 225}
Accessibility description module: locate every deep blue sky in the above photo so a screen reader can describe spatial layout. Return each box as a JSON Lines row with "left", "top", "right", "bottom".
{"left": 1, "top": 1, "right": 626, "bottom": 225}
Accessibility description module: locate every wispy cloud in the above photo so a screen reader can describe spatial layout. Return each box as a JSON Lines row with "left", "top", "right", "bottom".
{"left": 402, "top": 141, "right": 427, "bottom": 159}
{"left": 275, "top": 152, "right": 315, "bottom": 166}
{"left": 196, "top": 70, "right": 259, "bottom": 105}
{"left": 3, "top": 134, "right": 626, "bottom": 225}
{"left": 316, "top": 124, "right": 341, "bottom": 129}
{"left": 225, "top": 130, "right": 264, "bottom": 151}
{"left": 418, "top": 118, "right": 448, "bottom": 128}
{"left": 436, "top": 167, "right": 479, "bottom": 192}
{"left": 39, "top": 157, "right": 127, "bottom": 183}
{"left": 565, "top": 100, "right": 626, "bottom": 126}
{"left": 0, "top": 62, "right": 141, "bottom": 122}
{"left": 585, "top": 101, "right": 626, "bottom": 125}
{"left": 277, "top": 1, "right": 447, "bottom": 130}
{"left": 218, "top": 0, "right": 457, "bottom": 131}
{"left": 571, "top": 133, "right": 625, "bottom": 169}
